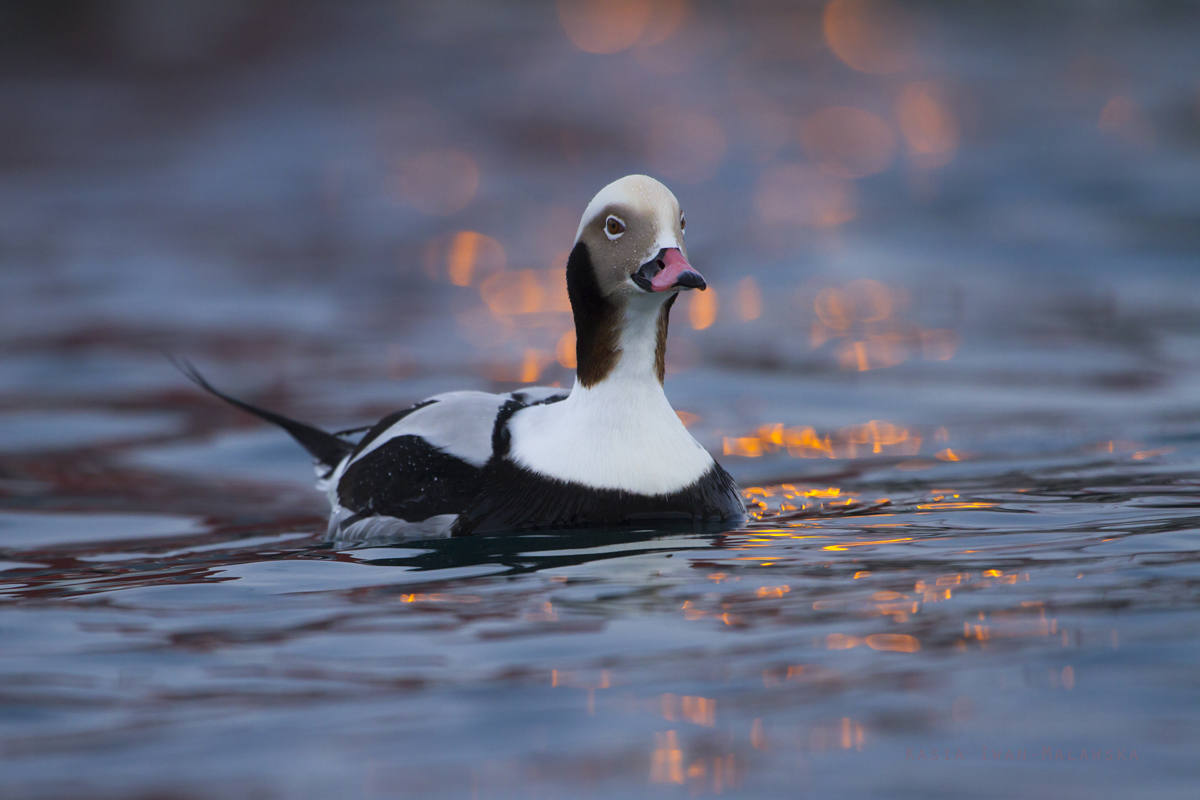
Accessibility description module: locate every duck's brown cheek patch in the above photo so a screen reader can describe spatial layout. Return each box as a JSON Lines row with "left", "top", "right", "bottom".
{"left": 624, "top": 225, "right": 657, "bottom": 273}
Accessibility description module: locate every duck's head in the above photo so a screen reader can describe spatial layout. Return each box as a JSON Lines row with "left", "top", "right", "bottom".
{"left": 567, "top": 175, "right": 706, "bottom": 388}
{"left": 573, "top": 175, "right": 704, "bottom": 300}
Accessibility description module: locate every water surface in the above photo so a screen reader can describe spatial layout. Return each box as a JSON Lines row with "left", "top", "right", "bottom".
{"left": 2, "top": 2, "right": 1200, "bottom": 797}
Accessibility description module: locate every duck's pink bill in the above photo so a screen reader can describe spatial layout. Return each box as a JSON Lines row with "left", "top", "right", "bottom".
{"left": 650, "top": 248, "right": 705, "bottom": 292}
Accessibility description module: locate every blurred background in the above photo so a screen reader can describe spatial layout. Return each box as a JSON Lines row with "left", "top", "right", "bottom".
{"left": 3, "top": 0, "right": 1198, "bottom": 477}
{"left": 3, "top": 3, "right": 1200, "bottom": 798}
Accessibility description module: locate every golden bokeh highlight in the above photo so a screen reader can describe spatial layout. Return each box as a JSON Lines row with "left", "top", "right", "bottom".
{"left": 750, "top": 718, "right": 767, "bottom": 749}
{"left": 1131, "top": 446, "right": 1175, "bottom": 460}
{"left": 519, "top": 349, "right": 549, "bottom": 383}
{"left": 446, "top": 231, "right": 506, "bottom": 286}
{"left": 639, "top": 0, "right": 689, "bottom": 46}
{"left": 658, "top": 693, "right": 717, "bottom": 727}
{"left": 734, "top": 481, "right": 893, "bottom": 520}
{"left": 896, "top": 82, "right": 959, "bottom": 167}
{"left": 557, "top": 0, "right": 653, "bottom": 54}
{"left": 805, "top": 279, "right": 958, "bottom": 370}
{"left": 484, "top": 348, "right": 556, "bottom": 384}
{"left": 480, "top": 270, "right": 546, "bottom": 316}
{"left": 920, "top": 328, "right": 959, "bottom": 360}
{"left": 684, "top": 695, "right": 715, "bottom": 726}
{"left": 736, "top": 277, "right": 762, "bottom": 320}
{"left": 648, "top": 109, "right": 727, "bottom": 184}
{"left": 710, "top": 504, "right": 1054, "bottom": 652}
{"left": 544, "top": 268, "right": 573, "bottom": 312}
{"left": 799, "top": 106, "right": 897, "bottom": 178}
{"left": 754, "top": 163, "right": 856, "bottom": 227}
{"left": 449, "top": 261, "right": 578, "bottom": 370}
{"left": 814, "top": 286, "right": 853, "bottom": 330}
{"left": 556, "top": 329, "right": 577, "bottom": 368}
{"left": 837, "top": 338, "right": 906, "bottom": 371}
{"left": 724, "top": 419, "right": 921, "bottom": 460}
{"left": 822, "top": 0, "right": 915, "bottom": 75}
{"left": 688, "top": 286, "right": 718, "bottom": 330}
{"left": 846, "top": 278, "right": 892, "bottom": 321}
{"left": 650, "top": 730, "right": 684, "bottom": 784}
{"left": 867, "top": 633, "right": 920, "bottom": 652}
{"left": 629, "top": 2, "right": 708, "bottom": 75}
{"left": 682, "top": 754, "right": 737, "bottom": 794}
{"left": 396, "top": 149, "right": 479, "bottom": 215}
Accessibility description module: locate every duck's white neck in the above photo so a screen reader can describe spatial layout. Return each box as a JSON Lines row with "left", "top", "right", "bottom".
{"left": 507, "top": 293, "right": 714, "bottom": 494}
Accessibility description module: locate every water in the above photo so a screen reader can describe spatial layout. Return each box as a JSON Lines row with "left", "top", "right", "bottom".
{"left": 3, "top": 2, "right": 1200, "bottom": 797}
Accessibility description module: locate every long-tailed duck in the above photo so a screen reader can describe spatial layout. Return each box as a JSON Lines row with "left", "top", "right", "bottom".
{"left": 180, "top": 175, "right": 745, "bottom": 539}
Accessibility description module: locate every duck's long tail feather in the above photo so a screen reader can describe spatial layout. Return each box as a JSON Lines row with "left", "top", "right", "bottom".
{"left": 169, "top": 356, "right": 352, "bottom": 470}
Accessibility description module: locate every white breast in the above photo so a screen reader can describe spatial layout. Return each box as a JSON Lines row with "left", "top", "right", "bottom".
{"left": 507, "top": 378, "right": 714, "bottom": 495}
{"left": 508, "top": 293, "right": 714, "bottom": 495}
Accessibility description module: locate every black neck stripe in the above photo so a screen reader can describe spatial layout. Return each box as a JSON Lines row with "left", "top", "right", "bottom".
{"left": 565, "top": 241, "right": 620, "bottom": 388}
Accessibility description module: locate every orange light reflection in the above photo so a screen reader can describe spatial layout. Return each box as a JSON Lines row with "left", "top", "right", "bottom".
{"left": 896, "top": 82, "right": 959, "bottom": 168}
{"left": 650, "top": 730, "right": 685, "bottom": 784}
{"left": 737, "top": 277, "right": 762, "bottom": 320}
{"left": 807, "top": 279, "right": 956, "bottom": 371}
{"left": 723, "top": 420, "right": 922, "bottom": 460}
{"left": 558, "top": 0, "right": 652, "bottom": 54}
{"left": 823, "top": 537, "right": 914, "bottom": 550}
{"left": 688, "top": 286, "right": 719, "bottom": 329}
{"left": 822, "top": 0, "right": 916, "bottom": 75}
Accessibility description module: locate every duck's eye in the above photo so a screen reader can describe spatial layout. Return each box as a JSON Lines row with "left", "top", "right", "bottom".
{"left": 605, "top": 215, "right": 626, "bottom": 239}
{"left": 680, "top": 213, "right": 686, "bottom": 232}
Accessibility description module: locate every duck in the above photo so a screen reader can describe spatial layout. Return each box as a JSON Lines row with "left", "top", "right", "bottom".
{"left": 179, "top": 175, "right": 746, "bottom": 540}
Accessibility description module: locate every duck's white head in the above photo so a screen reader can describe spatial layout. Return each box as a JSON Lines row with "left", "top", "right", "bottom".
{"left": 567, "top": 175, "right": 706, "bottom": 388}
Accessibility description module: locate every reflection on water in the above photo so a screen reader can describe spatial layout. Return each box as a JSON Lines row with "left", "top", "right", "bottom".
{"left": 3, "top": 0, "right": 1200, "bottom": 798}
{"left": 3, "top": 452, "right": 1197, "bottom": 798}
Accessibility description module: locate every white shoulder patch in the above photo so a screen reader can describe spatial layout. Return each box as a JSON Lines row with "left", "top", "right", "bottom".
{"left": 351, "top": 390, "right": 507, "bottom": 468}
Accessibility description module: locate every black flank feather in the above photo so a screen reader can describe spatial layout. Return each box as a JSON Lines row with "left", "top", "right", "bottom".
{"left": 450, "top": 398, "right": 746, "bottom": 535}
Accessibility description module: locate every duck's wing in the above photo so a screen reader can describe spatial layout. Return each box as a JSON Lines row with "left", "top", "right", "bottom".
{"left": 333, "top": 390, "right": 560, "bottom": 524}
{"left": 340, "top": 387, "right": 567, "bottom": 469}
{"left": 330, "top": 387, "right": 571, "bottom": 534}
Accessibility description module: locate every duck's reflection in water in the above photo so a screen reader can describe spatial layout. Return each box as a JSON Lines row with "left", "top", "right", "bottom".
{"left": 338, "top": 521, "right": 738, "bottom": 575}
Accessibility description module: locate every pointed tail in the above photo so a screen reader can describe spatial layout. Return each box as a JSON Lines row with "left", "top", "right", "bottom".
{"left": 169, "top": 356, "right": 352, "bottom": 470}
